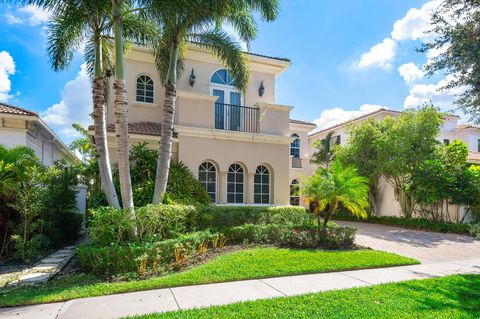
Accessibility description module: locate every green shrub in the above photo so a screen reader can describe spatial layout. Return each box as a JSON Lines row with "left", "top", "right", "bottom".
{"left": 77, "top": 230, "right": 220, "bottom": 275}
{"left": 225, "top": 224, "right": 288, "bottom": 244}
{"left": 89, "top": 207, "right": 134, "bottom": 246}
{"left": 136, "top": 204, "right": 197, "bottom": 241}
{"left": 333, "top": 215, "right": 470, "bottom": 234}
{"left": 197, "top": 206, "right": 310, "bottom": 230}
{"left": 468, "top": 223, "right": 480, "bottom": 239}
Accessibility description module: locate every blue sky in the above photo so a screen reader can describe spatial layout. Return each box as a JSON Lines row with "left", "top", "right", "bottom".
{"left": 0, "top": 0, "right": 462, "bottom": 143}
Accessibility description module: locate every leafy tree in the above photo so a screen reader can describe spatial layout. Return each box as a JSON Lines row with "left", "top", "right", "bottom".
{"left": 0, "top": 145, "right": 38, "bottom": 195}
{"left": 420, "top": 0, "right": 480, "bottom": 123}
{"left": 301, "top": 160, "right": 369, "bottom": 229}
{"left": 310, "top": 131, "right": 336, "bottom": 168}
{"left": 146, "top": 0, "right": 280, "bottom": 203}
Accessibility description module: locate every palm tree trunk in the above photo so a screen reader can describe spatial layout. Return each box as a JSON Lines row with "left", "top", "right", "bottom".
{"left": 152, "top": 42, "right": 180, "bottom": 204}
{"left": 323, "top": 202, "right": 337, "bottom": 229}
{"left": 93, "top": 36, "right": 120, "bottom": 209}
{"left": 112, "top": 0, "right": 136, "bottom": 237}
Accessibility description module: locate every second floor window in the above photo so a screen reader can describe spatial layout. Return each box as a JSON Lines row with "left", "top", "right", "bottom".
{"left": 136, "top": 75, "right": 154, "bottom": 103}
{"left": 290, "top": 134, "right": 300, "bottom": 158}
{"left": 444, "top": 139, "right": 450, "bottom": 145}
{"left": 478, "top": 139, "right": 480, "bottom": 152}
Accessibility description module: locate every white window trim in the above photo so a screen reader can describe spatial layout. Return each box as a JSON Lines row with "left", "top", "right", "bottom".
{"left": 135, "top": 74, "right": 155, "bottom": 104}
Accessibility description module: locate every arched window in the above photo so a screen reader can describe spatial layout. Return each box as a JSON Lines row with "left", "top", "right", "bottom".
{"left": 290, "top": 179, "right": 300, "bottom": 206}
{"left": 290, "top": 134, "right": 300, "bottom": 158}
{"left": 227, "top": 163, "right": 244, "bottom": 203}
{"left": 254, "top": 165, "right": 270, "bottom": 204}
{"left": 199, "top": 162, "right": 216, "bottom": 202}
{"left": 211, "top": 69, "right": 237, "bottom": 86}
{"left": 136, "top": 75, "right": 154, "bottom": 103}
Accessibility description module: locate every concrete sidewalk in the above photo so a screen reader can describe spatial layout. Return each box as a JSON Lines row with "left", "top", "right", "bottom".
{"left": 1, "top": 258, "right": 479, "bottom": 319}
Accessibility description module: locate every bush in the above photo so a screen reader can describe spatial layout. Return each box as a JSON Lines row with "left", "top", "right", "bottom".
{"left": 89, "top": 207, "right": 135, "bottom": 246}
{"left": 197, "top": 206, "right": 311, "bottom": 230}
{"left": 224, "top": 223, "right": 356, "bottom": 250}
{"left": 77, "top": 230, "right": 221, "bottom": 275}
{"left": 333, "top": 215, "right": 470, "bottom": 234}
{"left": 468, "top": 223, "right": 480, "bottom": 239}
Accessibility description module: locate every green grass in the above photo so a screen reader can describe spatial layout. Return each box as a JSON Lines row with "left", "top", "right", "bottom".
{"left": 0, "top": 247, "right": 418, "bottom": 308}
{"left": 127, "top": 275, "right": 480, "bottom": 319}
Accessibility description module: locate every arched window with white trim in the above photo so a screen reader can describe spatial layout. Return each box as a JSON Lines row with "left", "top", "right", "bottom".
{"left": 290, "top": 179, "right": 300, "bottom": 206}
{"left": 136, "top": 75, "right": 154, "bottom": 103}
{"left": 290, "top": 134, "right": 300, "bottom": 158}
{"left": 254, "top": 165, "right": 270, "bottom": 204}
{"left": 227, "top": 163, "right": 244, "bottom": 203}
{"left": 198, "top": 162, "right": 216, "bottom": 202}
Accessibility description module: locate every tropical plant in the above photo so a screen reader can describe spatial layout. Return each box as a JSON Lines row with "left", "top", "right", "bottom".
{"left": 310, "top": 131, "right": 336, "bottom": 168}
{"left": 301, "top": 160, "right": 369, "bottom": 228}
{"left": 0, "top": 145, "right": 38, "bottom": 195}
{"left": 420, "top": 0, "right": 480, "bottom": 124}
{"left": 146, "top": 0, "right": 280, "bottom": 203}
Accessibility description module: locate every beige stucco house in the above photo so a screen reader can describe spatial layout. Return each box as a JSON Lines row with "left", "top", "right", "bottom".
{"left": 0, "top": 102, "right": 77, "bottom": 165}
{"left": 97, "top": 43, "right": 317, "bottom": 205}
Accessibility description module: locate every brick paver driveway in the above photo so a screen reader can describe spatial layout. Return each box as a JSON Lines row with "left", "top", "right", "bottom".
{"left": 338, "top": 221, "right": 480, "bottom": 263}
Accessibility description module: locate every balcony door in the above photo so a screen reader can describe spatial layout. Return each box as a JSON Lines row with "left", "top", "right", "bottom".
{"left": 211, "top": 69, "right": 242, "bottom": 131}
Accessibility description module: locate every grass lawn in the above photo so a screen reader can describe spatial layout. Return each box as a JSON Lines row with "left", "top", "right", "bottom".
{"left": 127, "top": 275, "right": 480, "bottom": 319}
{"left": 0, "top": 247, "right": 418, "bottom": 308}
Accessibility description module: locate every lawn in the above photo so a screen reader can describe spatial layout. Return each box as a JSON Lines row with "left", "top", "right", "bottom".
{"left": 127, "top": 274, "right": 480, "bottom": 319}
{"left": 0, "top": 247, "right": 417, "bottom": 308}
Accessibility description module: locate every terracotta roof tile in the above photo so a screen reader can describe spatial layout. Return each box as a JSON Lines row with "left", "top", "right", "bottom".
{"left": 89, "top": 121, "right": 177, "bottom": 138}
{"left": 0, "top": 102, "right": 37, "bottom": 117}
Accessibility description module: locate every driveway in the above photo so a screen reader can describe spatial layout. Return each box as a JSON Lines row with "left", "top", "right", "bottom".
{"left": 338, "top": 221, "right": 480, "bottom": 263}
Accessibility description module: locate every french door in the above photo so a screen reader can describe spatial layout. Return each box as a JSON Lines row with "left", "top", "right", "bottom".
{"left": 213, "top": 87, "right": 242, "bottom": 131}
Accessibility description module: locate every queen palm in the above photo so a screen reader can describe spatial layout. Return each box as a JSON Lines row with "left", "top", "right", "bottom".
{"left": 0, "top": 145, "right": 38, "bottom": 195}
{"left": 310, "top": 131, "right": 335, "bottom": 168}
{"left": 145, "top": 0, "right": 280, "bottom": 203}
{"left": 301, "top": 160, "right": 369, "bottom": 229}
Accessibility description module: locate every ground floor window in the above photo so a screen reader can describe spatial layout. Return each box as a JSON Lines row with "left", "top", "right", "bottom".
{"left": 290, "top": 179, "right": 300, "bottom": 206}
{"left": 227, "top": 163, "right": 244, "bottom": 203}
{"left": 254, "top": 165, "right": 270, "bottom": 204}
{"left": 199, "top": 161, "right": 216, "bottom": 202}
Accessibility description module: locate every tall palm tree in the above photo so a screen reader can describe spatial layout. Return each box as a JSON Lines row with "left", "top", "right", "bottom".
{"left": 310, "top": 131, "right": 335, "bottom": 168}
{"left": 39, "top": 0, "right": 120, "bottom": 207}
{"left": 301, "top": 160, "right": 369, "bottom": 228}
{"left": 146, "top": 0, "right": 280, "bottom": 203}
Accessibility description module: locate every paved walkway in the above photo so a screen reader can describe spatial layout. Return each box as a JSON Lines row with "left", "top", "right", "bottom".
{"left": 1, "top": 258, "right": 479, "bottom": 319}
{"left": 338, "top": 221, "right": 480, "bottom": 263}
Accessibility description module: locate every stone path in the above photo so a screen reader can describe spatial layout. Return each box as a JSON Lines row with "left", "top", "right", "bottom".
{"left": 3, "top": 246, "right": 76, "bottom": 287}
{"left": 337, "top": 221, "right": 480, "bottom": 263}
{"left": 1, "top": 258, "right": 479, "bottom": 319}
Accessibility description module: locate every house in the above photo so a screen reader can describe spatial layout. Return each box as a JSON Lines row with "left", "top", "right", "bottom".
{"left": 308, "top": 107, "right": 480, "bottom": 219}
{"left": 0, "top": 102, "right": 77, "bottom": 165}
{"left": 95, "top": 43, "right": 314, "bottom": 205}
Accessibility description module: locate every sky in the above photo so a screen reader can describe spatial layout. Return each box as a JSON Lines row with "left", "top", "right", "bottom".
{"left": 0, "top": 0, "right": 466, "bottom": 144}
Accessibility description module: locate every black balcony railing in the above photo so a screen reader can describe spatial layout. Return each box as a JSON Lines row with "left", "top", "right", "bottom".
{"left": 215, "top": 103, "right": 259, "bottom": 133}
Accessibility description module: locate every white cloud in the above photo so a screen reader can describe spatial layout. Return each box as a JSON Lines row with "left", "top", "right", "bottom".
{"left": 5, "top": 5, "right": 51, "bottom": 26}
{"left": 398, "top": 63, "right": 424, "bottom": 84}
{"left": 313, "top": 104, "right": 387, "bottom": 131}
{"left": 42, "top": 63, "right": 92, "bottom": 139}
{"left": 0, "top": 51, "right": 16, "bottom": 103}
{"left": 354, "top": 38, "right": 397, "bottom": 70}
{"left": 403, "top": 74, "right": 466, "bottom": 110}
{"left": 354, "top": 1, "right": 440, "bottom": 70}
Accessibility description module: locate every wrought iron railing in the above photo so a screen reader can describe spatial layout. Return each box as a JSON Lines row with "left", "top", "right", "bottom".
{"left": 215, "top": 103, "right": 259, "bottom": 133}
{"left": 291, "top": 157, "right": 302, "bottom": 168}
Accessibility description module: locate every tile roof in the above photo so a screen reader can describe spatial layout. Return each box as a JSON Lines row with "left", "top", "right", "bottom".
{"left": 89, "top": 121, "right": 177, "bottom": 138}
{"left": 290, "top": 119, "right": 316, "bottom": 126}
{"left": 468, "top": 152, "right": 480, "bottom": 163}
{"left": 456, "top": 124, "right": 480, "bottom": 130}
{"left": 0, "top": 102, "right": 38, "bottom": 117}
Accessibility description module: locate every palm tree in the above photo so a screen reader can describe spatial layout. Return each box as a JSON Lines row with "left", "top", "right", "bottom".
{"left": 146, "top": 0, "right": 280, "bottom": 203}
{"left": 310, "top": 131, "right": 335, "bottom": 168}
{"left": 0, "top": 145, "right": 38, "bottom": 195}
{"left": 301, "top": 160, "right": 369, "bottom": 229}
{"left": 39, "top": 0, "right": 120, "bottom": 208}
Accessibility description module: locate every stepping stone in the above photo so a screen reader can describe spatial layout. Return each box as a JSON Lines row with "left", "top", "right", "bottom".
{"left": 32, "top": 264, "right": 59, "bottom": 272}
{"left": 49, "top": 253, "right": 72, "bottom": 258}
{"left": 18, "top": 272, "right": 50, "bottom": 283}
{"left": 64, "top": 246, "right": 76, "bottom": 250}
{"left": 54, "top": 249, "right": 74, "bottom": 255}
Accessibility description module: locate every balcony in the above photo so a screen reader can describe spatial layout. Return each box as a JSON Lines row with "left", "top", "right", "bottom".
{"left": 215, "top": 103, "right": 259, "bottom": 133}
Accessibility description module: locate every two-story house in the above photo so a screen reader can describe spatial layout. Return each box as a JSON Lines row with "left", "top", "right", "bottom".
{"left": 98, "top": 43, "right": 314, "bottom": 205}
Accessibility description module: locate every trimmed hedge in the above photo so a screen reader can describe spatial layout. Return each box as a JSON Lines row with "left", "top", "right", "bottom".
{"left": 196, "top": 205, "right": 312, "bottom": 230}
{"left": 78, "top": 230, "right": 221, "bottom": 275}
{"left": 225, "top": 223, "right": 357, "bottom": 250}
{"left": 333, "top": 215, "right": 470, "bottom": 234}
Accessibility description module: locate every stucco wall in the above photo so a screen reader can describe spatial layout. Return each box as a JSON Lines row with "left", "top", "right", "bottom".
{"left": 0, "top": 128, "right": 26, "bottom": 149}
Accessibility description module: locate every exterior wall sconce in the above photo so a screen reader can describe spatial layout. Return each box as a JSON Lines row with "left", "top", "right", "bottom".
{"left": 189, "top": 69, "right": 196, "bottom": 86}
{"left": 259, "top": 80, "right": 265, "bottom": 97}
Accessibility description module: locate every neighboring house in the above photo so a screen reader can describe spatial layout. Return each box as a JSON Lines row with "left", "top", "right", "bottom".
{"left": 308, "top": 107, "right": 480, "bottom": 219}
{"left": 0, "top": 102, "right": 77, "bottom": 165}
{"left": 93, "top": 43, "right": 304, "bottom": 205}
